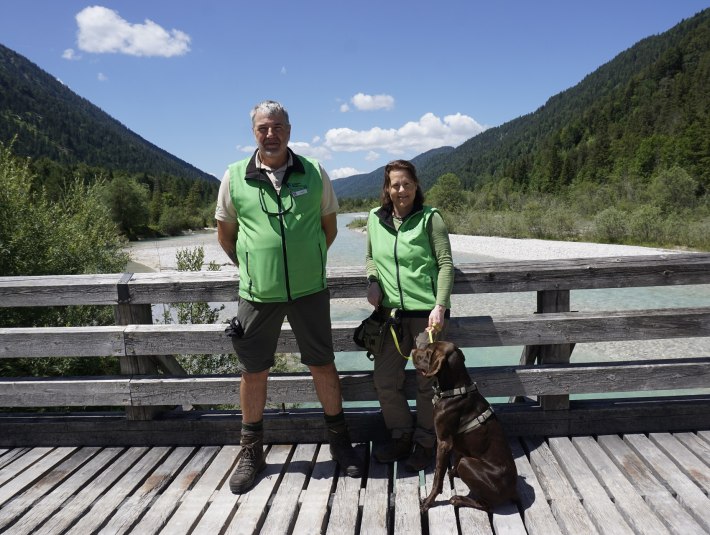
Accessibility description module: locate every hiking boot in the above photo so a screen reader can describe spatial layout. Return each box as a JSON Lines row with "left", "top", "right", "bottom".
{"left": 229, "top": 432, "right": 265, "bottom": 494}
{"left": 328, "top": 426, "right": 362, "bottom": 477}
{"left": 374, "top": 432, "right": 413, "bottom": 463}
{"left": 405, "top": 442, "right": 434, "bottom": 472}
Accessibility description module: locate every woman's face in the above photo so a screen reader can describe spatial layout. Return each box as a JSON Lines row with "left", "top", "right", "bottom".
{"left": 388, "top": 169, "right": 417, "bottom": 217}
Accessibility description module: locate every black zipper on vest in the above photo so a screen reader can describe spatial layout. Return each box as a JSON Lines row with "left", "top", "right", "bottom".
{"left": 277, "top": 193, "right": 292, "bottom": 301}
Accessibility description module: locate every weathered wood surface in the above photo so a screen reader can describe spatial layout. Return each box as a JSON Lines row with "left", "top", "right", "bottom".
{"left": 2, "top": 358, "right": 708, "bottom": 408}
{"left": 1, "top": 432, "right": 708, "bottom": 534}
{"left": 2, "top": 253, "right": 709, "bottom": 307}
{"left": 3, "top": 307, "right": 710, "bottom": 358}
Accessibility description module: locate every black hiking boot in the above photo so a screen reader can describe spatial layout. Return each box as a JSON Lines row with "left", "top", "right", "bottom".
{"left": 229, "top": 431, "right": 266, "bottom": 494}
{"left": 327, "top": 425, "right": 362, "bottom": 477}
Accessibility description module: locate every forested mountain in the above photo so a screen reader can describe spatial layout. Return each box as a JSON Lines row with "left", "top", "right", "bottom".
{"left": 0, "top": 43, "right": 215, "bottom": 184}
{"left": 338, "top": 8, "right": 710, "bottom": 198}
{"left": 333, "top": 146, "right": 454, "bottom": 199}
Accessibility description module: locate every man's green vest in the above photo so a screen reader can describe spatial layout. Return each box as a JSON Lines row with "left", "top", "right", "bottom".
{"left": 368, "top": 205, "right": 439, "bottom": 310}
{"left": 229, "top": 151, "right": 326, "bottom": 302}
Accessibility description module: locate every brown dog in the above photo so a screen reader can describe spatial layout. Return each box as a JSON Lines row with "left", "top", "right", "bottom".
{"left": 411, "top": 341, "right": 518, "bottom": 512}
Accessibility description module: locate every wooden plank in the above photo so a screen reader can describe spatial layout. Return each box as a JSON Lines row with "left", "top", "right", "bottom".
{"left": 524, "top": 437, "right": 599, "bottom": 534}
{"left": 3, "top": 254, "right": 710, "bottom": 307}
{"left": 0, "top": 273, "right": 124, "bottom": 307}
{"left": 161, "top": 444, "right": 241, "bottom": 535}
{"left": 451, "top": 474, "right": 493, "bottom": 534}
{"left": 0, "top": 447, "right": 99, "bottom": 532}
{"left": 33, "top": 447, "right": 148, "bottom": 535}
{"left": 224, "top": 444, "right": 292, "bottom": 535}
{"left": 650, "top": 433, "right": 710, "bottom": 494}
{"left": 0, "top": 447, "right": 76, "bottom": 507}
{"left": 491, "top": 501, "right": 527, "bottom": 535}
{"left": 508, "top": 439, "right": 561, "bottom": 535}
{"left": 0, "top": 377, "right": 130, "bottom": 407}
{"left": 536, "top": 289, "right": 572, "bottom": 411}
{"left": 2, "top": 358, "right": 708, "bottom": 409}
{"left": 326, "top": 455, "right": 362, "bottom": 535}
{"left": 0, "top": 447, "right": 53, "bottom": 487}
{"left": 97, "top": 447, "right": 195, "bottom": 534}
{"left": 292, "top": 445, "right": 337, "bottom": 534}
{"left": 63, "top": 446, "right": 171, "bottom": 534}
{"left": 360, "top": 449, "right": 389, "bottom": 535}
{"left": 133, "top": 446, "right": 220, "bottom": 535}
{"left": 598, "top": 434, "right": 707, "bottom": 535}
{"left": 5, "top": 447, "right": 124, "bottom": 535}
{"left": 3, "top": 307, "right": 709, "bottom": 361}
{"left": 423, "top": 463, "right": 458, "bottom": 535}
{"left": 393, "top": 461, "right": 423, "bottom": 535}
{"left": 624, "top": 433, "right": 710, "bottom": 531}
{"left": 260, "top": 443, "right": 317, "bottom": 534}
{"left": 572, "top": 437, "right": 670, "bottom": 535}
{"left": 0, "top": 326, "right": 125, "bottom": 358}
{"left": 674, "top": 432, "right": 710, "bottom": 468}
{"left": 0, "top": 448, "right": 28, "bottom": 469}
{"left": 548, "top": 437, "right": 633, "bottom": 534}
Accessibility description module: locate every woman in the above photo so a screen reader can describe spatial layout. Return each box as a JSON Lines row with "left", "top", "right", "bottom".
{"left": 365, "top": 159, "right": 454, "bottom": 472}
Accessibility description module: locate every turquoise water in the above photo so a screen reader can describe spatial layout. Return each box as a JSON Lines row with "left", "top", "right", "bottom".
{"left": 127, "top": 213, "right": 710, "bottom": 399}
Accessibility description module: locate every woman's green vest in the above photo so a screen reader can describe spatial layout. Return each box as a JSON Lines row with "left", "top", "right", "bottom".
{"left": 229, "top": 152, "right": 326, "bottom": 302}
{"left": 368, "top": 205, "right": 439, "bottom": 310}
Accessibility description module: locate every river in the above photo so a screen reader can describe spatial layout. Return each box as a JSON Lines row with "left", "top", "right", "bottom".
{"left": 126, "top": 214, "right": 710, "bottom": 398}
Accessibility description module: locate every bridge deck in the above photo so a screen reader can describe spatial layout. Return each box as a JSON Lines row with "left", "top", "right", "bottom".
{"left": 1, "top": 431, "right": 709, "bottom": 534}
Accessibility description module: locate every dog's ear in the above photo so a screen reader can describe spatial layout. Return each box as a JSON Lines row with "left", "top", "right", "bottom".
{"left": 422, "top": 342, "right": 448, "bottom": 377}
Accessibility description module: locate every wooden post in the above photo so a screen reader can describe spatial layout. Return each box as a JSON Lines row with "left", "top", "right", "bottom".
{"left": 537, "top": 289, "right": 573, "bottom": 410}
{"left": 114, "top": 273, "right": 162, "bottom": 420}
{"left": 513, "top": 290, "right": 574, "bottom": 407}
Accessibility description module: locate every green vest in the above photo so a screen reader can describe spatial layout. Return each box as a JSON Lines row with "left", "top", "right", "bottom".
{"left": 368, "top": 205, "right": 439, "bottom": 310}
{"left": 229, "top": 151, "right": 327, "bottom": 302}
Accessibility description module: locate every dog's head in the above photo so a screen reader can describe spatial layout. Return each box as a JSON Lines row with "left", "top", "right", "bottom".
{"left": 411, "top": 341, "right": 463, "bottom": 378}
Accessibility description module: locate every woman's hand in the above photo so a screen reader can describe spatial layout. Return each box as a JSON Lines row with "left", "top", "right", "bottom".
{"left": 428, "top": 304, "right": 446, "bottom": 332}
{"left": 367, "top": 281, "right": 383, "bottom": 308}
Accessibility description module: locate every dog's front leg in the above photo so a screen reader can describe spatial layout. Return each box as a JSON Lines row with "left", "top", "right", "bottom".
{"left": 421, "top": 439, "right": 453, "bottom": 512}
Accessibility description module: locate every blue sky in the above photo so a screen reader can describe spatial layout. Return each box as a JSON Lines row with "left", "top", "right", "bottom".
{"left": 1, "top": 1, "right": 707, "bottom": 180}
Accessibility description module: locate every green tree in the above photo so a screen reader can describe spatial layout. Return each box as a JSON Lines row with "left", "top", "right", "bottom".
{"left": 427, "top": 173, "right": 466, "bottom": 212}
{"left": 0, "top": 141, "right": 128, "bottom": 378}
{"left": 100, "top": 176, "right": 151, "bottom": 239}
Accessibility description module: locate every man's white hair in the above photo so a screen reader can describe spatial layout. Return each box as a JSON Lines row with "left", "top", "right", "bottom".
{"left": 250, "top": 100, "right": 290, "bottom": 126}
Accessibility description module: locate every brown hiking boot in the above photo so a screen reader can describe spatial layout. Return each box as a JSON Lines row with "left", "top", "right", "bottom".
{"left": 405, "top": 442, "right": 434, "bottom": 472}
{"left": 374, "top": 432, "right": 413, "bottom": 463}
{"left": 229, "top": 432, "right": 266, "bottom": 494}
{"left": 328, "top": 426, "right": 362, "bottom": 477}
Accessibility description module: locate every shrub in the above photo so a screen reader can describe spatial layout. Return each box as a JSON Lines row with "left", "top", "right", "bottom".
{"left": 593, "top": 207, "right": 628, "bottom": 243}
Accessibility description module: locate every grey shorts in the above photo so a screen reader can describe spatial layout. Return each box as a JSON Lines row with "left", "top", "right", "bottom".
{"left": 230, "top": 289, "right": 335, "bottom": 373}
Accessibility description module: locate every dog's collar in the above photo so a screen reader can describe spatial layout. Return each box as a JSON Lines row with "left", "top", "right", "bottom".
{"left": 456, "top": 407, "right": 495, "bottom": 435}
{"left": 432, "top": 383, "right": 478, "bottom": 405}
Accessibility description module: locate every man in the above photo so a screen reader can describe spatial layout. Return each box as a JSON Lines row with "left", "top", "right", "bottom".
{"left": 215, "top": 100, "right": 361, "bottom": 494}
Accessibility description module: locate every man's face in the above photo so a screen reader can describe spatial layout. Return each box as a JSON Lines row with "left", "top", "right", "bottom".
{"left": 253, "top": 111, "right": 291, "bottom": 164}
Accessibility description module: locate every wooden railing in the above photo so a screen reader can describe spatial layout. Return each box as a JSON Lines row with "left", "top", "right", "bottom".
{"left": 1, "top": 253, "right": 709, "bottom": 446}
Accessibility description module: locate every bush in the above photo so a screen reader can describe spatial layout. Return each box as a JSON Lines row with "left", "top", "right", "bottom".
{"left": 593, "top": 207, "right": 628, "bottom": 243}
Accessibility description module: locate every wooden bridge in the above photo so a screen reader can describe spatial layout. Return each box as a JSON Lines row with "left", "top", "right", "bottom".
{"left": 1, "top": 253, "right": 709, "bottom": 533}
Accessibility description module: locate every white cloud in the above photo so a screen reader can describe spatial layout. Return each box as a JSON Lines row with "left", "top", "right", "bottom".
{"left": 330, "top": 167, "right": 361, "bottom": 179}
{"left": 365, "top": 151, "right": 380, "bottom": 161}
{"left": 97, "top": 72, "right": 108, "bottom": 82}
{"left": 75, "top": 6, "right": 191, "bottom": 57}
{"left": 340, "top": 103, "right": 350, "bottom": 113}
{"left": 237, "top": 144, "right": 256, "bottom": 153}
{"left": 288, "top": 141, "right": 332, "bottom": 161}
{"left": 351, "top": 92, "right": 395, "bottom": 111}
{"left": 281, "top": 66, "right": 287, "bottom": 75}
{"left": 62, "top": 48, "right": 80, "bottom": 60}
{"left": 324, "top": 112, "right": 485, "bottom": 154}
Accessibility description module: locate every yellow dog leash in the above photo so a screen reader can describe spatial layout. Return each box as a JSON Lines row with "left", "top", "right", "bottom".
{"left": 389, "top": 309, "right": 439, "bottom": 360}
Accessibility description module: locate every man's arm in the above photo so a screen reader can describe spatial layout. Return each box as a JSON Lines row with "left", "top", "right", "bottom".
{"left": 217, "top": 220, "right": 239, "bottom": 265}
{"left": 321, "top": 212, "right": 337, "bottom": 250}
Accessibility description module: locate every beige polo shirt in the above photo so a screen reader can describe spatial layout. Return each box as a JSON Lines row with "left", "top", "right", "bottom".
{"left": 215, "top": 152, "right": 339, "bottom": 223}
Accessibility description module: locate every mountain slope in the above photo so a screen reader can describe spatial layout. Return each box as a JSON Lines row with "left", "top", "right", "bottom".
{"left": 0, "top": 43, "right": 215, "bottom": 183}
{"left": 332, "top": 146, "right": 454, "bottom": 199}
{"left": 337, "top": 8, "right": 709, "bottom": 198}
